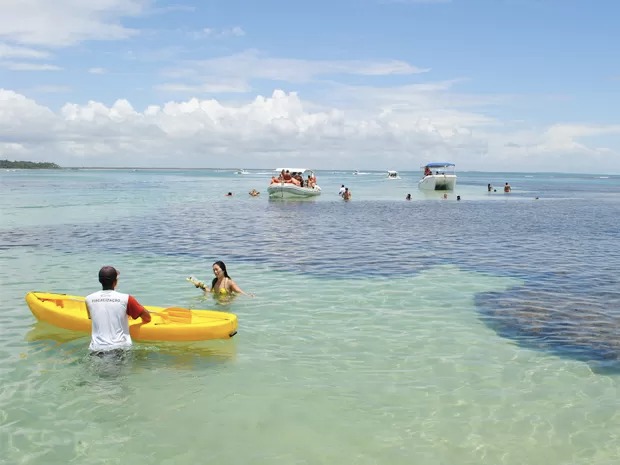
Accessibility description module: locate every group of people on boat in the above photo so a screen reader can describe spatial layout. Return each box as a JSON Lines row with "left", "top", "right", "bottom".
{"left": 270, "top": 169, "right": 317, "bottom": 188}
{"left": 423, "top": 165, "right": 448, "bottom": 177}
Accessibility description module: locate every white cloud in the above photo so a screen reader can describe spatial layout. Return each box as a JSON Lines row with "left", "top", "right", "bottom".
{"left": 0, "top": 0, "right": 146, "bottom": 47}
{"left": 0, "top": 43, "right": 51, "bottom": 59}
{"left": 539, "top": 124, "right": 620, "bottom": 155}
{"left": 350, "top": 61, "right": 430, "bottom": 76}
{"left": 155, "top": 79, "right": 251, "bottom": 94}
{"left": 159, "top": 50, "right": 430, "bottom": 94}
{"left": 0, "top": 90, "right": 58, "bottom": 142}
{"left": 30, "top": 85, "right": 71, "bottom": 93}
{"left": 0, "top": 88, "right": 478, "bottom": 167}
{"left": 193, "top": 26, "right": 246, "bottom": 39}
{"left": 88, "top": 67, "right": 108, "bottom": 74}
{"left": 545, "top": 123, "right": 620, "bottom": 140}
{"left": 320, "top": 81, "right": 504, "bottom": 138}
{"left": 0, "top": 61, "right": 61, "bottom": 71}
{"left": 0, "top": 72, "right": 618, "bottom": 173}
{"left": 2, "top": 87, "right": 617, "bottom": 172}
{"left": 471, "top": 122, "right": 620, "bottom": 172}
{"left": 149, "top": 4, "right": 196, "bottom": 14}
{"left": 190, "top": 51, "right": 429, "bottom": 81}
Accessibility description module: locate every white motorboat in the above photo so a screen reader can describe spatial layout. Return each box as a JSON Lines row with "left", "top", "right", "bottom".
{"left": 235, "top": 169, "right": 250, "bottom": 175}
{"left": 418, "top": 162, "right": 457, "bottom": 191}
{"left": 353, "top": 170, "right": 359, "bottom": 175}
{"left": 387, "top": 170, "right": 401, "bottom": 180}
{"left": 267, "top": 168, "right": 322, "bottom": 199}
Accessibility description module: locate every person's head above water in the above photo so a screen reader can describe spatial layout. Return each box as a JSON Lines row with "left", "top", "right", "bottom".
{"left": 211, "top": 261, "right": 231, "bottom": 288}
{"left": 212, "top": 261, "right": 230, "bottom": 278}
{"left": 98, "top": 266, "right": 119, "bottom": 289}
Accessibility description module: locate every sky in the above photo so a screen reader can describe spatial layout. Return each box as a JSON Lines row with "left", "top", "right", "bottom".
{"left": 1, "top": 0, "right": 619, "bottom": 173}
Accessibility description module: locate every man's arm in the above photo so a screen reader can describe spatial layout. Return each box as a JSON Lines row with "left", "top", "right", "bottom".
{"left": 127, "top": 295, "right": 151, "bottom": 323}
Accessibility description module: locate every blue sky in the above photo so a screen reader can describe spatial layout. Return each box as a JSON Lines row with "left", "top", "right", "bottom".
{"left": 1, "top": 0, "right": 619, "bottom": 172}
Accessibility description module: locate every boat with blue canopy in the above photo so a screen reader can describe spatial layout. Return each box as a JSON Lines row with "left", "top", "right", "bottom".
{"left": 418, "top": 162, "right": 457, "bottom": 191}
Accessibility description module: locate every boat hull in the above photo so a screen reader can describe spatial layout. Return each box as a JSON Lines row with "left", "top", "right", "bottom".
{"left": 418, "top": 174, "right": 457, "bottom": 191}
{"left": 25, "top": 292, "right": 238, "bottom": 342}
{"left": 267, "top": 183, "right": 321, "bottom": 198}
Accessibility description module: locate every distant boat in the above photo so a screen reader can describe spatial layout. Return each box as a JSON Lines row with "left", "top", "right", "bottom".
{"left": 353, "top": 170, "right": 359, "bottom": 175}
{"left": 418, "top": 162, "right": 457, "bottom": 191}
{"left": 235, "top": 169, "right": 250, "bottom": 175}
{"left": 387, "top": 170, "right": 401, "bottom": 180}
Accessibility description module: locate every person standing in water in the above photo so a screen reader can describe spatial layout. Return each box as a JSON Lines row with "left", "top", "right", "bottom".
{"left": 85, "top": 266, "right": 151, "bottom": 353}
{"left": 190, "top": 261, "right": 254, "bottom": 297}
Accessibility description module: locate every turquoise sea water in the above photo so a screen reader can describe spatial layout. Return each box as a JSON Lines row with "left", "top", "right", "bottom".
{"left": 1, "top": 168, "right": 620, "bottom": 464}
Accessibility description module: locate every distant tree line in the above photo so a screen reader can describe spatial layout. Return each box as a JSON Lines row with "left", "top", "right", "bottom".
{"left": 0, "top": 159, "right": 61, "bottom": 169}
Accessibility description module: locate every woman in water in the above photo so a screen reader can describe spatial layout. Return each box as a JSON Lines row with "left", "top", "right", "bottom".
{"left": 190, "top": 261, "right": 254, "bottom": 297}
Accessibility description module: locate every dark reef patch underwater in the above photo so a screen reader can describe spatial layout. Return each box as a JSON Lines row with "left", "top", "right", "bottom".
{"left": 477, "top": 285, "right": 620, "bottom": 373}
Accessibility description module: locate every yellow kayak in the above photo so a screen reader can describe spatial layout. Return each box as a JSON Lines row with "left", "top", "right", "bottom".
{"left": 25, "top": 292, "right": 238, "bottom": 342}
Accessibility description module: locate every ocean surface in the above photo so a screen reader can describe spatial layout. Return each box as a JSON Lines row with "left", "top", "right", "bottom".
{"left": 1, "top": 167, "right": 619, "bottom": 465}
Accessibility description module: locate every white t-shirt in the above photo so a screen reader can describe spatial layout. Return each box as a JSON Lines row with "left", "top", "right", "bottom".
{"left": 85, "top": 289, "right": 144, "bottom": 352}
{"left": 338, "top": 186, "right": 346, "bottom": 196}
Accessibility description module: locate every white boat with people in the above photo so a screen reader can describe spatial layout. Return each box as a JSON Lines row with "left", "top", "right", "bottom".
{"left": 235, "top": 168, "right": 250, "bottom": 175}
{"left": 387, "top": 170, "right": 401, "bottom": 180}
{"left": 267, "top": 168, "right": 321, "bottom": 199}
{"left": 418, "top": 162, "right": 457, "bottom": 191}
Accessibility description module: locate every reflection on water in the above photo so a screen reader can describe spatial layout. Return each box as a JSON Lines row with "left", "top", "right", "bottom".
{"left": 25, "top": 321, "right": 238, "bottom": 372}
{"left": 26, "top": 322, "right": 87, "bottom": 344}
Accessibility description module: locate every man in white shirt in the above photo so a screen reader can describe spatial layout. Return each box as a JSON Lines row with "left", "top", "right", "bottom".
{"left": 85, "top": 266, "right": 151, "bottom": 353}
{"left": 338, "top": 184, "right": 346, "bottom": 196}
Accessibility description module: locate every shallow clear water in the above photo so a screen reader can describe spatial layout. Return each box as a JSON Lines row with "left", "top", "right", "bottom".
{"left": 1, "top": 168, "right": 620, "bottom": 464}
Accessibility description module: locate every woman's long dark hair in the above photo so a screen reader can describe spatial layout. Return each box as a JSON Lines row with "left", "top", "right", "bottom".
{"left": 211, "top": 261, "right": 231, "bottom": 288}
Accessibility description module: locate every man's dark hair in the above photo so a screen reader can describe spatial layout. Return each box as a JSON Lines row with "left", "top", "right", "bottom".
{"left": 98, "top": 266, "right": 118, "bottom": 288}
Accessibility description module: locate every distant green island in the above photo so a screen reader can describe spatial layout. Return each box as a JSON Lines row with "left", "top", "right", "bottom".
{"left": 1, "top": 159, "right": 61, "bottom": 169}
